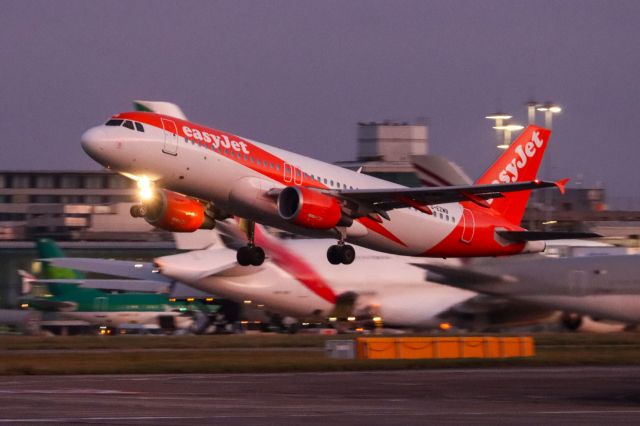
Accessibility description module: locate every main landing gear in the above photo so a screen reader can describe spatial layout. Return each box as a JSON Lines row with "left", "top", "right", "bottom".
{"left": 327, "top": 244, "right": 356, "bottom": 265}
{"left": 236, "top": 219, "right": 265, "bottom": 266}
{"left": 327, "top": 228, "right": 356, "bottom": 265}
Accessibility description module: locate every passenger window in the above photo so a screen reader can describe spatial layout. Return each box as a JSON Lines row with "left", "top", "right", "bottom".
{"left": 323, "top": 178, "right": 327, "bottom": 184}
{"left": 330, "top": 180, "right": 334, "bottom": 186}
{"left": 134, "top": 122, "right": 144, "bottom": 132}
{"left": 244, "top": 154, "right": 249, "bottom": 161}
{"left": 105, "top": 119, "right": 123, "bottom": 126}
{"left": 270, "top": 162, "right": 274, "bottom": 169}
{"left": 122, "top": 121, "right": 135, "bottom": 130}
{"left": 276, "top": 164, "right": 281, "bottom": 171}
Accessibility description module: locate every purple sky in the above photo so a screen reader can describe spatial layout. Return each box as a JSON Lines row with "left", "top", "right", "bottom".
{"left": 1, "top": 1, "right": 639, "bottom": 202}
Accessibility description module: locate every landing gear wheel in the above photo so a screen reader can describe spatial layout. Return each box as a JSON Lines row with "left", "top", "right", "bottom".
{"left": 327, "top": 245, "right": 342, "bottom": 265}
{"left": 341, "top": 245, "right": 355, "bottom": 265}
{"left": 249, "top": 246, "right": 265, "bottom": 266}
{"left": 237, "top": 246, "right": 265, "bottom": 266}
{"left": 237, "top": 246, "right": 252, "bottom": 266}
{"left": 327, "top": 244, "right": 356, "bottom": 265}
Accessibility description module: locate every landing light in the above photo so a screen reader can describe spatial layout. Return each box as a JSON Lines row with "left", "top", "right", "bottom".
{"left": 20, "top": 303, "right": 29, "bottom": 309}
{"left": 439, "top": 322, "right": 452, "bottom": 331}
{"left": 372, "top": 316, "right": 382, "bottom": 323}
{"left": 347, "top": 316, "right": 356, "bottom": 321}
{"left": 137, "top": 176, "right": 154, "bottom": 201}
{"left": 243, "top": 300, "right": 252, "bottom": 304}
{"left": 328, "top": 317, "right": 337, "bottom": 322}
{"left": 496, "top": 144, "right": 510, "bottom": 150}
{"left": 542, "top": 220, "right": 558, "bottom": 225}
{"left": 134, "top": 263, "right": 144, "bottom": 268}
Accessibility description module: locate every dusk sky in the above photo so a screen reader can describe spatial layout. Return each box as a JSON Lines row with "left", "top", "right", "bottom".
{"left": 1, "top": 1, "right": 638, "bottom": 202}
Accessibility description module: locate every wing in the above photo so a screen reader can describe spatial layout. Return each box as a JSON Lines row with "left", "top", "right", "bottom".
{"left": 26, "top": 278, "right": 169, "bottom": 293}
{"left": 322, "top": 179, "right": 564, "bottom": 217}
{"left": 411, "top": 263, "right": 516, "bottom": 286}
{"left": 42, "top": 258, "right": 172, "bottom": 282}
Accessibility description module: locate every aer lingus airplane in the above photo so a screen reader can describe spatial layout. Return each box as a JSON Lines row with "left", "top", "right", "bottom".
{"left": 81, "top": 103, "right": 595, "bottom": 266}
{"left": 21, "top": 239, "right": 199, "bottom": 331}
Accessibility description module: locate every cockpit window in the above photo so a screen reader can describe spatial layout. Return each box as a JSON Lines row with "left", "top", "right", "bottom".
{"left": 105, "top": 119, "right": 123, "bottom": 126}
{"left": 122, "top": 120, "right": 135, "bottom": 130}
{"left": 134, "top": 122, "right": 144, "bottom": 132}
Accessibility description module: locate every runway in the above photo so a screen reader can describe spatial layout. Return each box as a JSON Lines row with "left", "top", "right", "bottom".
{"left": 1, "top": 367, "right": 640, "bottom": 425}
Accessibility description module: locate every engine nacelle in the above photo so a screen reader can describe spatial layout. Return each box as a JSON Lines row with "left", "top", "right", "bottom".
{"left": 277, "top": 186, "right": 352, "bottom": 230}
{"left": 142, "top": 189, "right": 214, "bottom": 232}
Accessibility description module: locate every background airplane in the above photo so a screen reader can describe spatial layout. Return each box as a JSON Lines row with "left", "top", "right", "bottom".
{"left": 21, "top": 239, "right": 208, "bottom": 334}
{"left": 417, "top": 253, "right": 640, "bottom": 329}
{"left": 46, "top": 223, "right": 556, "bottom": 331}
{"left": 80, "top": 105, "right": 595, "bottom": 266}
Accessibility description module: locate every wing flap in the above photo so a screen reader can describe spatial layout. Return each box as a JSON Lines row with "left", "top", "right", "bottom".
{"left": 497, "top": 231, "right": 601, "bottom": 242}
{"left": 329, "top": 179, "right": 560, "bottom": 213}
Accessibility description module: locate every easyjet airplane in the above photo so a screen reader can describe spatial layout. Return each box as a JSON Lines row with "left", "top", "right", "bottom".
{"left": 81, "top": 104, "right": 590, "bottom": 265}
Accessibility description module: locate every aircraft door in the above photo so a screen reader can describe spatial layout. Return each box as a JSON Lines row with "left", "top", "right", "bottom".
{"left": 293, "top": 167, "right": 303, "bottom": 185}
{"left": 161, "top": 118, "right": 178, "bottom": 156}
{"left": 460, "top": 208, "right": 475, "bottom": 244}
{"left": 283, "top": 163, "right": 293, "bottom": 183}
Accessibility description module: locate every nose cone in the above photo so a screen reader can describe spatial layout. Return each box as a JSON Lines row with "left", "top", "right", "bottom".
{"left": 81, "top": 126, "right": 108, "bottom": 164}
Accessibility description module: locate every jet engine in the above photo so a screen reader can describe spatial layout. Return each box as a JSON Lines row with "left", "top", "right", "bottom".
{"left": 277, "top": 186, "right": 352, "bottom": 230}
{"left": 131, "top": 189, "right": 215, "bottom": 232}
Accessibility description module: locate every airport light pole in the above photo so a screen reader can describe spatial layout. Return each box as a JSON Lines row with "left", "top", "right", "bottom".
{"left": 526, "top": 101, "right": 541, "bottom": 125}
{"left": 535, "top": 103, "right": 562, "bottom": 228}
{"left": 536, "top": 103, "right": 562, "bottom": 129}
{"left": 485, "top": 113, "right": 512, "bottom": 148}
{"left": 494, "top": 124, "right": 524, "bottom": 149}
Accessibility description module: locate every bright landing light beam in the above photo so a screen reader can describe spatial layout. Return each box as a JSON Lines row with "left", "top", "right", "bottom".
{"left": 137, "top": 176, "right": 154, "bottom": 201}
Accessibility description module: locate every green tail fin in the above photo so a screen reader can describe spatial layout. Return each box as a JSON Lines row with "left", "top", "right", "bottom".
{"left": 36, "top": 239, "right": 85, "bottom": 280}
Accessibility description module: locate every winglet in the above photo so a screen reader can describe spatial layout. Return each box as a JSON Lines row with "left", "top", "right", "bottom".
{"left": 555, "top": 178, "right": 570, "bottom": 195}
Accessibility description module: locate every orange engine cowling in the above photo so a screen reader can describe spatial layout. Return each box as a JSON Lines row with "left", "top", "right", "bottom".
{"left": 277, "top": 186, "right": 352, "bottom": 229}
{"left": 144, "top": 189, "right": 214, "bottom": 232}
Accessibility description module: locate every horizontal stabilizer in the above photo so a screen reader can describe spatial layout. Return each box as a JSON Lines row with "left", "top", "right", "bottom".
{"left": 497, "top": 231, "right": 601, "bottom": 242}
{"left": 411, "top": 263, "right": 511, "bottom": 286}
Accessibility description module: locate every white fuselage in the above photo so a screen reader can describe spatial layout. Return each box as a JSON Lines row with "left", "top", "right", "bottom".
{"left": 58, "top": 310, "right": 192, "bottom": 329}
{"left": 156, "top": 240, "right": 476, "bottom": 328}
{"left": 81, "top": 113, "right": 543, "bottom": 259}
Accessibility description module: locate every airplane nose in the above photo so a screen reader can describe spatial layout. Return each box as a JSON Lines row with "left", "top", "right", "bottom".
{"left": 81, "top": 127, "right": 107, "bottom": 162}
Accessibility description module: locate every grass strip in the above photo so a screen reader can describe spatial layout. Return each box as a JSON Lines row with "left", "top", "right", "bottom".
{"left": 2, "top": 344, "right": 640, "bottom": 375}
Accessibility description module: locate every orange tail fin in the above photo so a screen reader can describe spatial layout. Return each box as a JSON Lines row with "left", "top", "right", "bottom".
{"left": 475, "top": 126, "right": 552, "bottom": 225}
